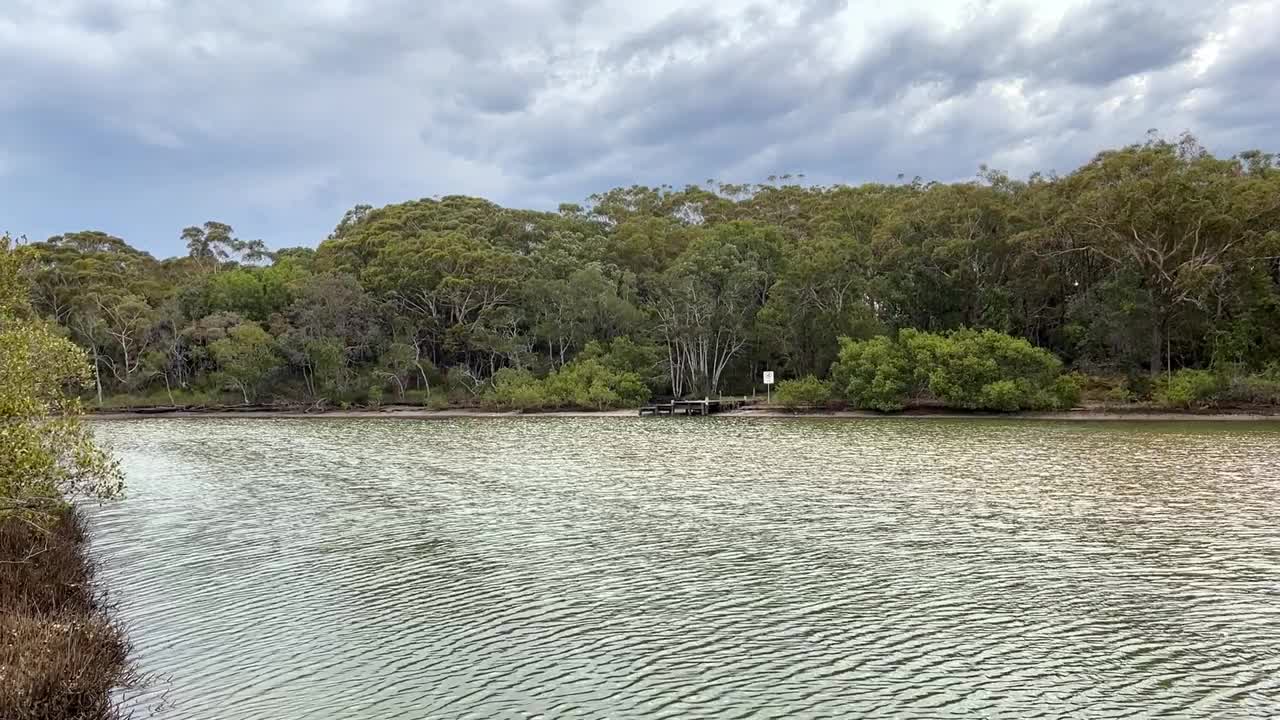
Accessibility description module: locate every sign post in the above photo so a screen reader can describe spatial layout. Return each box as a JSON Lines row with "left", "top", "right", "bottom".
{"left": 763, "top": 371, "right": 775, "bottom": 404}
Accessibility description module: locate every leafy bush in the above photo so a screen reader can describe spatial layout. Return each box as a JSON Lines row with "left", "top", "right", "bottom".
{"left": 485, "top": 360, "right": 651, "bottom": 411}
{"left": 1155, "top": 369, "right": 1221, "bottom": 409}
{"left": 544, "top": 359, "right": 650, "bottom": 410}
{"left": 1263, "top": 362, "right": 1280, "bottom": 382}
{"left": 831, "top": 329, "right": 1072, "bottom": 412}
{"left": 830, "top": 336, "right": 913, "bottom": 411}
{"left": 977, "top": 379, "right": 1027, "bottom": 412}
{"left": 486, "top": 368, "right": 548, "bottom": 411}
{"left": 1103, "top": 385, "right": 1135, "bottom": 405}
{"left": 774, "top": 375, "right": 832, "bottom": 409}
{"left": 1124, "top": 371, "right": 1153, "bottom": 400}
{"left": 907, "top": 329, "right": 1063, "bottom": 411}
{"left": 1219, "top": 374, "right": 1280, "bottom": 406}
{"left": 1051, "top": 372, "right": 1085, "bottom": 409}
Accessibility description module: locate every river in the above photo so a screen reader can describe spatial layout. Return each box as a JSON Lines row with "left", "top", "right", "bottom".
{"left": 88, "top": 417, "right": 1280, "bottom": 718}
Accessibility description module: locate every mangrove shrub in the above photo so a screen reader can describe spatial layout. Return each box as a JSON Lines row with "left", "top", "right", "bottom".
{"left": 486, "top": 359, "right": 650, "bottom": 411}
{"left": 831, "top": 329, "right": 1076, "bottom": 412}
{"left": 774, "top": 375, "right": 833, "bottom": 409}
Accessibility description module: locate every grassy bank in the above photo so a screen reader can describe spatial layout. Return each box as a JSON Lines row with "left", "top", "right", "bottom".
{"left": 0, "top": 507, "right": 134, "bottom": 720}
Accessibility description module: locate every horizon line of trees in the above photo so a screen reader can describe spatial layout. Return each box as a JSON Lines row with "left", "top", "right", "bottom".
{"left": 9, "top": 132, "right": 1280, "bottom": 409}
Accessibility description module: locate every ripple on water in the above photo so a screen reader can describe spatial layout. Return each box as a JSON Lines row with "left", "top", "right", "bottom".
{"left": 87, "top": 417, "right": 1280, "bottom": 719}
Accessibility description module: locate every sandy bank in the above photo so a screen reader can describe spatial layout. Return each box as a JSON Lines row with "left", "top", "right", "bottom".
{"left": 726, "top": 407, "right": 1280, "bottom": 422}
{"left": 91, "top": 406, "right": 637, "bottom": 420}
{"left": 91, "top": 404, "right": 1280, "bottom": 421}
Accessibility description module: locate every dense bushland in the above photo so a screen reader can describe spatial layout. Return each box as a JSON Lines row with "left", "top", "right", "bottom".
{"left": 12, "top": 134, "right": 1280, "bottom": 411}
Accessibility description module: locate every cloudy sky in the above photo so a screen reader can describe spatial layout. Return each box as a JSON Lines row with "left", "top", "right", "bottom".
{"left": 1, "top": 0, "right": 1276, "bottom": 256}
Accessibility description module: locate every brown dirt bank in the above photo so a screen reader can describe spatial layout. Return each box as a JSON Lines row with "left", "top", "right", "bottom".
{"left": 91, "top": 404, "right": 635, "bottom": 420}
{"left": 728, "top": 407, "right": 1280, "bottom": 421}
{"left": 91, "top": 402, "right": 1280, "bottom": 421}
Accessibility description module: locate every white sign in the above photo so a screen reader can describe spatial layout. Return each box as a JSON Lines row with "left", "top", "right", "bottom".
{"left": 762, "top": 371, "right": 775, "bottom": 385}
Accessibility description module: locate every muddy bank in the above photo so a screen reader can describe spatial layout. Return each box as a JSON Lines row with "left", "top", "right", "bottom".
{"left": 91, "top": 402, "right": 1280, "bottom": 421}
{"left": 728, "top": 407, "right": 1280, "bottom": 421}
{"left": 92, "top": 404, "right": 636, "bottom": 420}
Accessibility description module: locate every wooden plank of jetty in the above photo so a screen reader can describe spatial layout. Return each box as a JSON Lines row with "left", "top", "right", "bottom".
{"left": 639, "top": 398, "right": 750, "bottom": 416}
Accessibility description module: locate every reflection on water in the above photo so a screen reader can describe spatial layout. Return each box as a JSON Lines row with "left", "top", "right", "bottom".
{"left": 89, "top": 418, "right": 1280, "bottom": 718}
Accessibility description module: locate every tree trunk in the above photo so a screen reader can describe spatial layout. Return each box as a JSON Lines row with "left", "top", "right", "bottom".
{"left": 92, "top": 350, "right": 103, "bottom": 405}
{"left": 416, "top": 363, "right": 430, "bottom": 396}
{"left": 1150, "top": 318, "right": 1164, "bottom": 380}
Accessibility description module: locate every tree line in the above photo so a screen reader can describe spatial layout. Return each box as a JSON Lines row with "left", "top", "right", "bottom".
{"left": 13, "top": 133, "right": 1280, "bottom": 410}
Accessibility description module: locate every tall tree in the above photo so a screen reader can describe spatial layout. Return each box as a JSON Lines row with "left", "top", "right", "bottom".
{"left": 1048, "top": 136, "right": 1258, "bottom": 376}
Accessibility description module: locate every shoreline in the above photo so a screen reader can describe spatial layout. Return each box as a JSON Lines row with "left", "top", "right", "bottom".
{"left": 1, "top": 506, "right": 134, "bottom": 717}
{"left": 90, "top": 404, "right": 1280, "bottom": 422}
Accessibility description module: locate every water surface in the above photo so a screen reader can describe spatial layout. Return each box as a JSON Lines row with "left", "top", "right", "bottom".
{"left": 90, "top": 418, "right": 1280, "bottom": 718}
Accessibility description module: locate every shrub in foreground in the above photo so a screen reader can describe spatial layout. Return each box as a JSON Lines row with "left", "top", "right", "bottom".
{"left": 831, "top": 329, "right": 1074, "bottom": 412}
{"left": 829, "top": 336, "right": 913, "bottom": 411}
{"left": 1155, "top": 369, "right": 1221, "bottom": 409}
{"left": 903, "top": 328, "right": 1065, "bottom": 411}
{"left": 774, "top": 375, "right": 833, "bottom": 409}
{"left": 485, "top": 359, "right": 651, "bottom": 411}
{"left": 1219, "top": 374, "right": 1280, "bottom": 406}
{"left": 487, "top": 368, "right": 550, "bottom": 411}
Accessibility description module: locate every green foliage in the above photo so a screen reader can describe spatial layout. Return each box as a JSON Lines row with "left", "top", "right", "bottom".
{"left": 830, "top": 336, "right": 914, "bottom": 411}
{"left": 1104, "top": 386, "right": 1136, "bottom": 405}
{"left": 544, "top": 359, "right": 651, "bottom": 410}
{"left": 832, "top": 329, "right": 1070, "bottom": 412}
{"left": 16, "top": 134, "right": 1280, "bottom": 411}
{"left": 977, "top": 380, "right": 1026, "bottom": 412}
{"left": 1155, "top": 369, "right": 1222, "bottom": 409}
{"left": 906, "top": 329, "right": 1064, "bottom": 411}
{"left": 1264, "top": 362, "right": 1280, "bottom": 382}
{"left": 1051, "top": 373, "right": 1085, "bottom": 410}
{"left": 487, "top": 368, "right": 549, "bottom": 411}
{"left": 1149, "top": 368, "right": 1280, "bottom": 409}
{"left": 1220, "top": 375, "right": 1280, "bottom": 406}
{"left": 203, "top": 269, "right": 269, "bottom": 320}
{"left": 209, "top": 322, "right": 280, "bottom": 403}
{"left": 774, "top": 375, "right": 833, "bottom": 409}
{"left": 97, "top": 388, "right": 224, "bottom": 409}
{"left": 578, "top": 336, "right": 663, "bottom": 387}
{"left": 1124, "top": 371, "right": 1154, "bottom": 401}
{"left": 1, "top": 235, "right": 122, "bottom": 521}
{"left": 485, "top": 359, "right": 651, "bottom": 411}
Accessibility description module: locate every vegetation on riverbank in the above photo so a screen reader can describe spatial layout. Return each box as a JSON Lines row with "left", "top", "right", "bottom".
{"left": 12, "top": 133, "right": 1280, "bottom": 415}
{"left": 1, "top": 235, "right": 131, "bottom": 719}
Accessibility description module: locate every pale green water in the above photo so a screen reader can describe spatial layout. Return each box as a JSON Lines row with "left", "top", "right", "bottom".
{"left": 89, "top": 418, "right": 1280, "bottom": 719}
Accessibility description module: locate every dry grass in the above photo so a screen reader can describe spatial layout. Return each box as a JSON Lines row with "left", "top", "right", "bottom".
{"left": 1, "top": 507, "right": 135, "bottom": 720}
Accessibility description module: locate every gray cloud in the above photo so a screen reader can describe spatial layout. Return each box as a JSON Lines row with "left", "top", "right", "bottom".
{"left": 0, "top": 0, "right": 1276, "bottom": 255}
{"left": 1030, "top": 0, "right": 1221, "bottom": 85}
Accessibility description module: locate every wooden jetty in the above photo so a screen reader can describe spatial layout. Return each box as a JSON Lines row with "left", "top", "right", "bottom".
{"left": 639, "top": 398, "right": 752, "bottom": 417}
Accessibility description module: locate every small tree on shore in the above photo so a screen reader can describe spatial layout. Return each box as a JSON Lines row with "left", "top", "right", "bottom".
{"left": 1, "top": 233, "right": 122, "bottom": 520}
